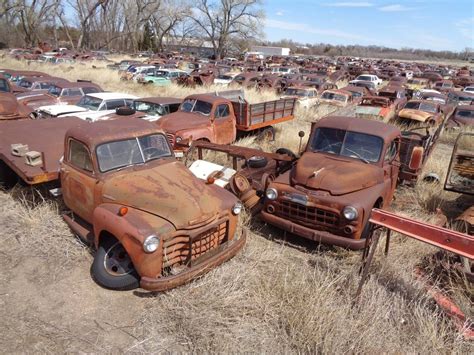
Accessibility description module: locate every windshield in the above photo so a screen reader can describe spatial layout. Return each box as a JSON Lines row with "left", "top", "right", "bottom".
{"left": 154, "top": 70, "right": 169, "bottom": 78}
{"left": 456, "top": 109, "right": 474, "bottom": 118}
{"left": 180, "top": 99, "right": 212, "bottom": 115}
{"left": 357, "top": 75, "right": 372, "bottom": 81}
{"left": 286, "top": 88, "right": 307, "bottom": 96}
{"left": 77, "top": 95, "right": 102, "bottom": 110}
{"left": 404, "top": 101, "right": 437, "bottom": 113}
{"left": 321, "top": 92, "right": 346, "bottom": 102}
{"left": 18, "top": 80, "right": 32, "bottom": 88}
{"left": 133, "top": 101, "right": 166, "bottom": 116}
{"left": 310, "top": 127, "right": 383, "bottom": 163}
{"left": 48, "top": 85, "right": 61, "bottom": 96}
{"left": 96, "top": 134, "right": 172, "bottom": 172}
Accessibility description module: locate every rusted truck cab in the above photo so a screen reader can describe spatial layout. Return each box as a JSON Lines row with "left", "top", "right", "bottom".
{"left": 261, "top": 117, "right": 403, "bottom": 250}
{"left": 59, "top": 118, "right": 245, "bottom": 291}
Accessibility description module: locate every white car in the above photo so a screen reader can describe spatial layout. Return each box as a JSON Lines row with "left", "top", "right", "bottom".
{"left": 281, "top": 87, "right": 319, "bottom": 109}
{"left": 36, "top": 92, "right": 138, "bottom": 121}
{"left": 213, "top": 73, "right": 238, "bottom": 86}
{"left": 350, "top": 74, "right": 383, "bottom": 87}
{"left": 463, "top": 86, "right": 474, "bottom": 94}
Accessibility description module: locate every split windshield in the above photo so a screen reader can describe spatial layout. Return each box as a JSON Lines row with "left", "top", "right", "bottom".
{"left": 96, "top": 134, "right": 172, "bottom": 172}
{"left": 404, "top": 101, "right": 437, "bottom": 113}
{"left": 321, "top": 92, "right": 346, "bottom": 102}
{"left": 309, "top": 127, "right": 383, "bottom": 163}
{"left": 77, "top": 95, "right": 102, "bottom": 110}
{"left": 180, "top": 99, "right": 212, "bottom": 115}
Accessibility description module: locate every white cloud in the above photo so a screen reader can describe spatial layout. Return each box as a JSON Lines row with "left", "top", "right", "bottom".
{"left": 265, "top": 19, "right": 369, "bottom": 41}
{"left": 378, "top": 4, "right": 413, "bottom": 12}
{"left": 324, "top": 2, "right": 373, "bottom": 7}
{"left": 276, "top": 11, "right": 284, "bottom": 16}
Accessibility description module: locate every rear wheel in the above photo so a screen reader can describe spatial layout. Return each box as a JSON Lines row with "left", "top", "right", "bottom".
{"left": 91, "top": 236, "right": 139, "bottom": 290}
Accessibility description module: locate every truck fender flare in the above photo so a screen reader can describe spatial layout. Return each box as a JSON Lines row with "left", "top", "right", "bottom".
{"left": 92, "top": 204, "right": 147, "bottom": 269}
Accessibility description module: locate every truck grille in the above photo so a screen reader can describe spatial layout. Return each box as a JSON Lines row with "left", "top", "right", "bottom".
{"left": 166, "top": 133, "right": 175, "bottom": 146}
{"left": 275, "top": 200, "right": 339, "bottom": 227}
{"left": 162, "top": 222, "right": 228, "bottom": 269}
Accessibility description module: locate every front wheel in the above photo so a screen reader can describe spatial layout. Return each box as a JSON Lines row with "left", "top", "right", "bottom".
{"left": 91, "top": 237, "right": 139, "bottom": 290}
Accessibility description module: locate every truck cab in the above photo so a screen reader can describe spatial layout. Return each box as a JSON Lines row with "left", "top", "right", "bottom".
{"left": 261, "top": 116, "right": 403, "bottom": 250}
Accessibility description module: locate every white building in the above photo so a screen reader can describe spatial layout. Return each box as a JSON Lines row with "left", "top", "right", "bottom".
{"left": 250, "top": 46, "right": 290, "bottom": 57}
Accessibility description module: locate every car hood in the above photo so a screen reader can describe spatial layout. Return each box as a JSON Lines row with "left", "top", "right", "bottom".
{"left": 38, "top": 104, "right": 88, "bottom": 116}
{"left": 156, "top": 112, "right": 209, "bottom": 134}
{"left": 101, "top": 161, "right": 224, "bottom": 229}
{"left": 292, "top": 153, "right": 383, "bottom": 196}
{"left": 398, "top": 108, "right": 432, "bottom": 122}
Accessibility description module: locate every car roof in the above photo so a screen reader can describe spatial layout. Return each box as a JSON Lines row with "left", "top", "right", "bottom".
{"left": 136, "top": 97, "right": 182, "bottom": 105}
{"left": 86, "top": 92, "right": 137, "bottom": 100}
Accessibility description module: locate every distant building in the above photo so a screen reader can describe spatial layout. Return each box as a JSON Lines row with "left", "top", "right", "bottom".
{"left": 250, "top": 46, "right": 290, "bottom": 57}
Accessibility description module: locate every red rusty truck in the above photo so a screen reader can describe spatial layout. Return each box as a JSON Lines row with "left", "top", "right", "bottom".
{"left": 156, "top": 92, "right": 295, "bottom": 153}
{"left": 0, "top": 117, "right": 245, "bottom": 291}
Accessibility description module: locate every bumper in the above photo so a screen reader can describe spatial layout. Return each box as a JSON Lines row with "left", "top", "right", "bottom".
{"left": 140, "top": 229, "right": 246, "bottom": 291}
{"left": 261, "top": 211, "right": 366, "bottom": 250}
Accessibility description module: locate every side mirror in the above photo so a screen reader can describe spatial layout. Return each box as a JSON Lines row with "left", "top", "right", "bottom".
{"left": 409, "top": 146, "right": 424, "bottom": 171}
{"left": 298, "top": 131, "right": 305, "bottom": 154}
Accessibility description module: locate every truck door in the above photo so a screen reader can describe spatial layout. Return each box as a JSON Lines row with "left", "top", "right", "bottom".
{"left": 213, "top": 103, "right": 236, "bottom": 144}
{"left": 61, "top": 138, "right": 98, "bottom": 223}
{"left": 383, "top": 139, "right": 400, "bottom": 203}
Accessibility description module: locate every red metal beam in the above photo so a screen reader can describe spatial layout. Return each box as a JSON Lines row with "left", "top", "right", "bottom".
{"left": 369, "top": 208, "right": 474, "bottom": 259}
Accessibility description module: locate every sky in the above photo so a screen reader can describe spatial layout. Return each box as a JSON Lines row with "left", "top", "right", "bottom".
{"left": 263, "top": 0, "right": 474, "bottom": 52}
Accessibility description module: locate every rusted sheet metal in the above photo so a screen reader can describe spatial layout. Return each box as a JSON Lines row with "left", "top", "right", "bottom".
{"left": 369, "top": 208, "right": 474, "bottom": 259}
{"left": 444, "top": 132, "right": 473, "bottom": 195}
{"left": 0, "top": 117, "right": 84, "bottom": 184}
{"left": 0, "top": 92, "right": 31, "bottom": 120}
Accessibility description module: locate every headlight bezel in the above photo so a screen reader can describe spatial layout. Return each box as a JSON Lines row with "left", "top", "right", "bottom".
{"left": 143, "top": 234, "right": 160, "bottom": 253}
{"left": 232, "top": 201, "right": 243, "bottom": 215}
{"left": 265, "top": 188, "right": 278, "bottom": 201}
{"left": 342, "top": 206, "right": 359, "bottom": 221}
{"left": 175, "top": 136, "right": 182, "bottom": 143}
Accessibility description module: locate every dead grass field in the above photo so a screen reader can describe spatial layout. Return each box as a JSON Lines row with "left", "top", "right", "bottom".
{"left": 0, "top": 56, "right": 473, "bottom": 353}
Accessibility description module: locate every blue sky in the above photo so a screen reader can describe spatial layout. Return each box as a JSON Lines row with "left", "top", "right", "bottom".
{"left": 263, "top": 0, "right": 474, "bottom": 52}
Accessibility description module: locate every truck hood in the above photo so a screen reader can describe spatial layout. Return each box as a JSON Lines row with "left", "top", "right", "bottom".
{"left": 156, "top": 112, "right": 209, "bottom": 134}
{"left": 39, "top": 104, "right": 88, "bottom": 116}
{"left": 292, "top": 153, "right": 383, "bottom": 196}
{"left": 398, "top": 108, "right": 432, "bottom": 122}
{"left": 101, "top": 161, "right": 224, "bottom": 229}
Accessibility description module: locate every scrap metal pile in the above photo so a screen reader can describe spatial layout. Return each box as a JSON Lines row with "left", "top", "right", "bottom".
{"left": 0, "top": 51, "right": 473, "bottom": 335}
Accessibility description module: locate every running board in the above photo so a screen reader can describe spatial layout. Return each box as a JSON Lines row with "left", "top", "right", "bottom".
{"left": 62, "top": 213, "right": 94, "bottom": 245}
{"left": 369, "top": 208, "right": 473, "bottom": 259}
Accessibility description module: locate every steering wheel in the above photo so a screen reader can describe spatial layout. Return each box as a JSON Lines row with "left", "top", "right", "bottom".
{"left": 142, "top": 147, "right": 162, "bottom": 160}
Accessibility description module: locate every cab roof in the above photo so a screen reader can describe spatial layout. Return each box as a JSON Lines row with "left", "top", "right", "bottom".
{"left": 66, "top": 116, "right": 164, "bottom": 148}
{"left": 137, "top": 97, "right": 182, "bottom": 105}
{"left": 314, "top": 116, "right": 401, "bottom": 142}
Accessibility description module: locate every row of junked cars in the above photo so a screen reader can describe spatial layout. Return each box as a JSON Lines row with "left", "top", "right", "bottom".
{"left": 0, "top": 57, "right": 472, "bottom": 293}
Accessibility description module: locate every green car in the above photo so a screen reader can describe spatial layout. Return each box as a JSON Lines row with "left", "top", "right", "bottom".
{"left": 139, "top": 69, "right": 189, "bottom": 86}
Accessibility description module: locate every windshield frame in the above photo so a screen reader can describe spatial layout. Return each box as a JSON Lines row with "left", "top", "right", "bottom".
{"left": 96, "top": 133, "right": 173, "bottom": 173}
{"left": 308, "top": 127, "right": 384, "bottom": 164}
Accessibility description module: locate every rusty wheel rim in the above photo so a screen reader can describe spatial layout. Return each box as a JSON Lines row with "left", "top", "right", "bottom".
{"left": 104, "top": 242, "right": 134, "bottom": 276}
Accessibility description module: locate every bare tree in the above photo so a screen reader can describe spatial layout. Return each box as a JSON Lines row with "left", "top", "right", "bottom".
{"left": 14, "top": 0, "right": 59, "bottom": 46}
{"left": 190, "top": 0, "right": 263, "bottom": 59}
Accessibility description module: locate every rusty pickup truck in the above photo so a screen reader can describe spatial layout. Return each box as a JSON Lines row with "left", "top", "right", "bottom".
{"left": 156, "top": 92, "right": 295, "bottom": 152}
{"left": 0, "top": 117, "right": 245, "bottom": 291}
{"left": 260, "top": 116, "right": 421, "bottom": 250}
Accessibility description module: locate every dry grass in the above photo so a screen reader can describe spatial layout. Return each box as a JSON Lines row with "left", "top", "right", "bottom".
{"left": 0, "top": 56, "right": 473, "bottom": 353}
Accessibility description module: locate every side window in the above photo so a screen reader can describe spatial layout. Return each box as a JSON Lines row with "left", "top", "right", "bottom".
{"left": 68, "top": 88, "right": 83, "bottom": 96}
{"left": 215, "top": 104, "right": 230, "bottom": 119}
{"left": 69, "top": 139, "right": 93, "bottom": 172}
{"left": 124, "top": 99, "right": 134, "bottom": 107}
{"left": 106, "top": 99, "right": 126, "bottom": 110}
{"left": 384, "top": 140, "right": 398, "bottom": 162}
{"left": 82, "top": 87, "right": 100, "bottom": 94}
{"left": 169, "top": 103, "right": 180, "bottom": 113}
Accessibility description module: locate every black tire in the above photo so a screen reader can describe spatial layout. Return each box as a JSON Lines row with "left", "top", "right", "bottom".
{"left": 91, "top": 236, "right": 139, "bottom": 291}
{"left": 275, "top": 147, "right": 297, "bottom": 159}
{"left": 247, "top": 155, "right": 268, "bottom": 168}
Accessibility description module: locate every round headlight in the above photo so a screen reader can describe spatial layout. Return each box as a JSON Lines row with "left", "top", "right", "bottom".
{"left": 175, "top": 136, "right": 182, "bottom": 143}
{"left": 265, "top": 188, "right": 278, "bottom": 201}
{"left": 232, "top": 201, "right": 243, "bottom": 215}
{"left": 143, "top": 235, "right": 160, "bottom": 253}
{"left": 343, "top": 206, "right": 358, "bottom": 221}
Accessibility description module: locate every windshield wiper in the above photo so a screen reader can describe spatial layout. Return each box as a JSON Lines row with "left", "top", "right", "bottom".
{"left": 344, "top": 148, "right": 370, "bottom": 164}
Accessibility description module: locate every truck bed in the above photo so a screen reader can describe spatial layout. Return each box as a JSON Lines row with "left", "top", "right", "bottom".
{"left": 231, "top": 98, "right": 296, "bottom": 131}
{"left": 0, "top": 117, "right": 83, "bottom": 184}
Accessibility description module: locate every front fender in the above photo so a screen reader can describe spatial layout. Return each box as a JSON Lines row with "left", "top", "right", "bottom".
{"left": 93, "top": 203, "right": 175, "bottom": 278}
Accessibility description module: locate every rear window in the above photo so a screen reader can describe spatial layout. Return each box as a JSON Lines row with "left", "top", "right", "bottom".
{"left": 82, "top": 86, "right": 100, "bottom": 94}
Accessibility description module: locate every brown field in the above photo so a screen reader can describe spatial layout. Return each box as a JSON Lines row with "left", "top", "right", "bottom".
{"left": 0, "top": 56, "right": 472, "bottom": 353}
